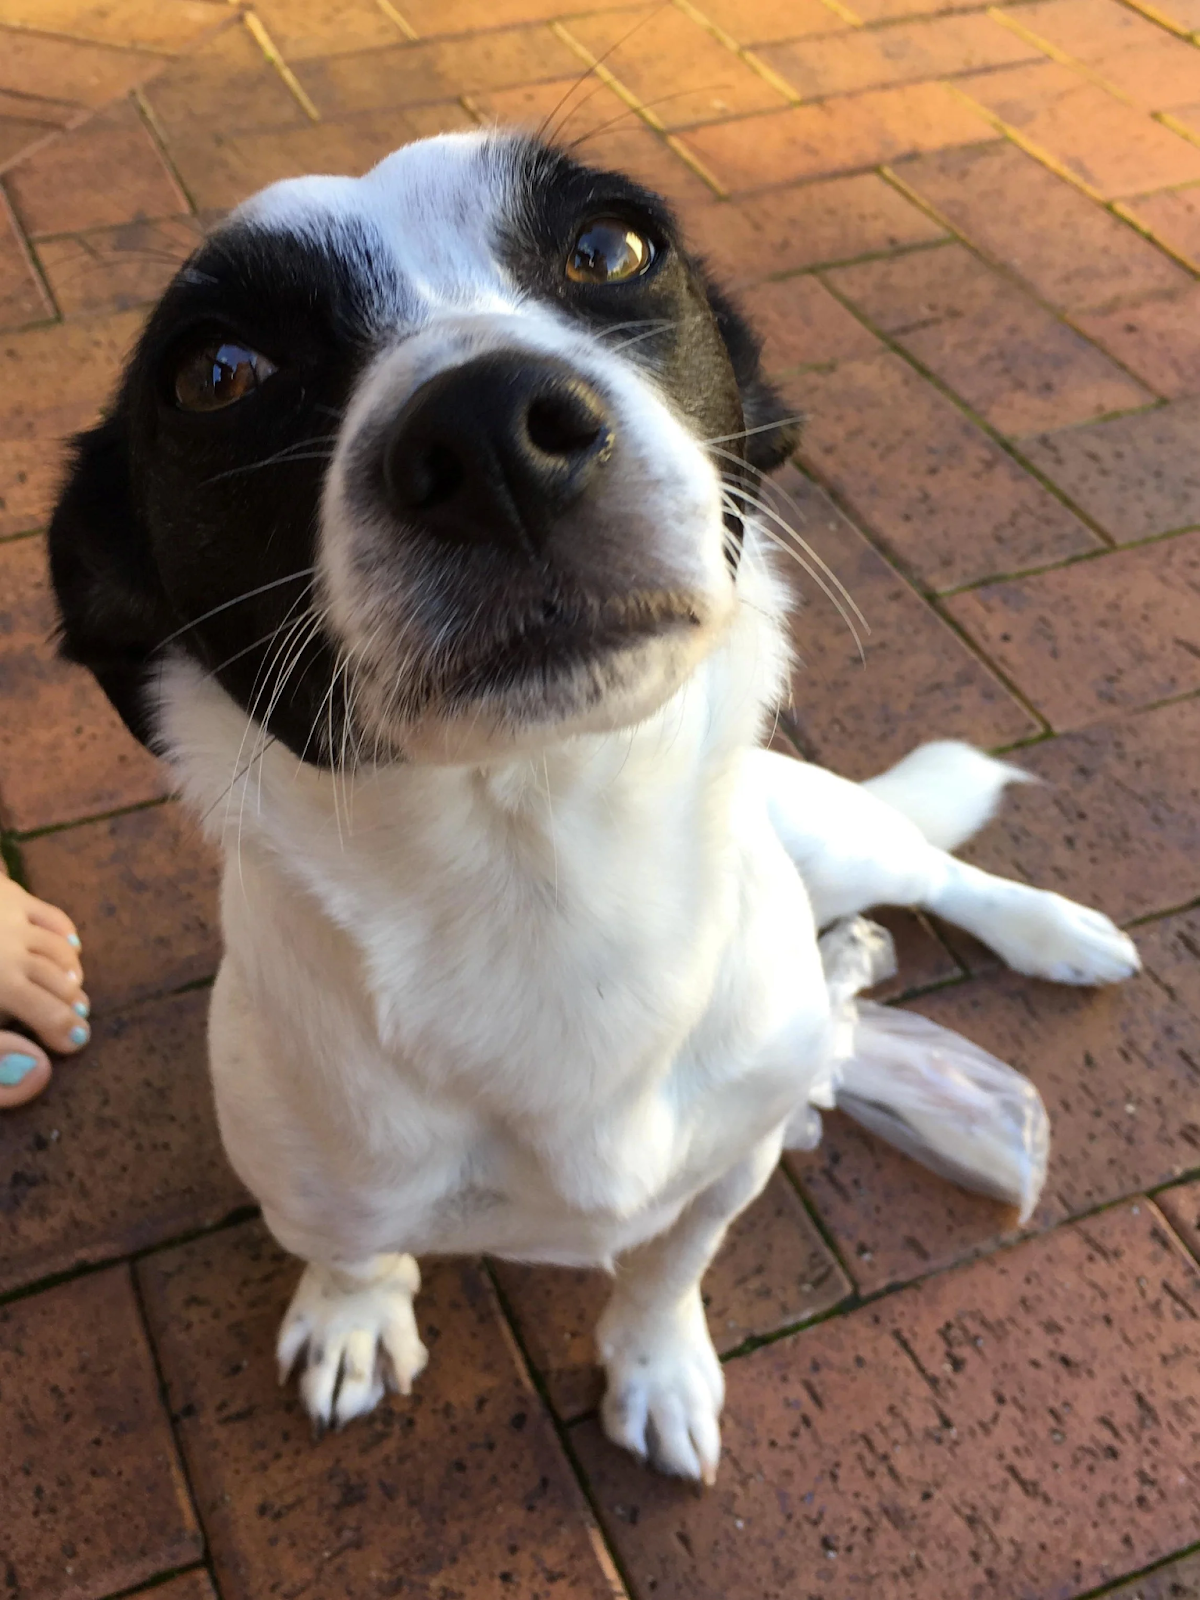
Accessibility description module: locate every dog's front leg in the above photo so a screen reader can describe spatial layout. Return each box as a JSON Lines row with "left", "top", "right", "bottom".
{"left": 596, "top": 1139, "right": 779, "bottom": 1485}
{"left": 276, "top": 1250, "right": 427, "bottom": 1430}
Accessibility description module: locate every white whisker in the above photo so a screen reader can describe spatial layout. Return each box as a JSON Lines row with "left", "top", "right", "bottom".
{"left": 157, "top": 568, "right": 316, "bottom": 649}
{"left": 702, "top": 415, "right": 805, "bottom": 448}
{"left": 726, "top": 481, "right": 867, "bottom": 636}
{"left": 725, "top": 493, "right": 867, "bottom": 663}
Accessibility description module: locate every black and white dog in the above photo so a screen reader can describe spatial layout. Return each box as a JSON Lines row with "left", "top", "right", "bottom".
{"left": 49, "top": 131, "right": 1138, "bottom": 1483}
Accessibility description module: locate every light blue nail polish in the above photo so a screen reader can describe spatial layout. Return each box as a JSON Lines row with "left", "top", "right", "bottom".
{"left": 0, "top": 1052, "right": 39, "bottom": 1086}
{"left": 67, "top": 934, "right": 81, "bottom": 950}
{"left": 68, "top": 1024, "right": 89, "bottom": 1047}
{"left": 74, "top": 1000, "right": 90, "bottom": 1018}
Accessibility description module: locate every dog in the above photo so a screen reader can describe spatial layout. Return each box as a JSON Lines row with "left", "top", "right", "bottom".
{"left": 48, "top": 130, "right": 1140, "bottom": 1484}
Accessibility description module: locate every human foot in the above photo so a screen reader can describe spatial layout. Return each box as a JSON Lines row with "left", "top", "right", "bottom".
{"left": 0, "top": 873, "right": 90, "bottom": 1062}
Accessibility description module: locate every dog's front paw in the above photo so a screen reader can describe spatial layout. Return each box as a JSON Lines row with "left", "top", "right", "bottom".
{"left": 989, "top": 888, "right": 1140, "bottom": 986}
{"left": 596, "top": 1289, "right": 724, "bottom": 1484}
{"left": 277, "top": 1252, "right": 427, "bottom": 1430}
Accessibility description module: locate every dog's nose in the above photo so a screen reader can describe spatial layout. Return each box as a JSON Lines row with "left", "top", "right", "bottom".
{"left": 383, "top": 352, "right": 613, "bottom": 553}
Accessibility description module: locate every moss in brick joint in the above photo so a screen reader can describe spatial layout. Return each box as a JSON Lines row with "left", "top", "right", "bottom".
{"left": 0, "top": 834, "right": 28, "bottom": 888}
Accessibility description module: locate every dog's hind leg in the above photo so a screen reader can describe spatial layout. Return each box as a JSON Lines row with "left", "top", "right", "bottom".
{"left": 752, "top": 743, "right": 1139, "bottom": 985}
{"left": 596, "top": 1138, "right": 779, "bottom": 1485}
{"left": 276, "top": 1248, "right": 427, "bottom": 1429}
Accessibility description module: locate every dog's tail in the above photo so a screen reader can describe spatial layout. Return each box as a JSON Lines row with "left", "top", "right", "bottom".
{"left": 859, "top": 740, "right": 1036, "bottom": 854}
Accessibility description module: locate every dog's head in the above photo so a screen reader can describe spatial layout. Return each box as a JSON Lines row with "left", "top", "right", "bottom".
{"left": 50, "top": 130, "right": 797, "bottom": 766}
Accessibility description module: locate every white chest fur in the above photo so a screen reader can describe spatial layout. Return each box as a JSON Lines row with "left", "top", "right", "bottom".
{"left": 159, "top": 565, "right": 833, "bottom": 1269}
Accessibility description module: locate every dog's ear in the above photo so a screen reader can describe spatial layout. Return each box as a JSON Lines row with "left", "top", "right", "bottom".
{"left": 47, "top": 412, "right": 172, "bottom": 748}
{"left": 700, "top": 274, "right": 800, "bottom": 474}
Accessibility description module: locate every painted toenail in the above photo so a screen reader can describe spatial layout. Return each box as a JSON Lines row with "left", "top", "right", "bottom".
{"left": 0, "top": 1053, "right": 39, "bottom": 1086}
{"left": 74, "top": 1000, "right": 90, "bottom": 1018}
{"left": 67, "top": 934, "right": 81, "bottom": 950}
{"left": 68, "top": 1024, "right": 89, "bottom": 1047}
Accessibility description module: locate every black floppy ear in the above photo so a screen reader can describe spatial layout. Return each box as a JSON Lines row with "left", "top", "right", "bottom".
{"left": 47, "top": 413, "right": 172, "bottom": 749}
{"left": 702, "top": 276, "right": 801, "bottom": 474}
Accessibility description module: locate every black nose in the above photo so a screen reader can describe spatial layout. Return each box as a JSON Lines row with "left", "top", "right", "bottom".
{"left": 383, "top": 352, "right": 613, "bottom": 554}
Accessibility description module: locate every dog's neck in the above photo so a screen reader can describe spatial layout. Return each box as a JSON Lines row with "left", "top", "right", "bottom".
{"left": 158, "top": 541, "right": 792, "bottom": 942}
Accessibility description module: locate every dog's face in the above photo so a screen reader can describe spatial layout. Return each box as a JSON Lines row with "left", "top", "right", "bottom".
{"left": 50, "top": 130, "right": 796, "bottom": 765}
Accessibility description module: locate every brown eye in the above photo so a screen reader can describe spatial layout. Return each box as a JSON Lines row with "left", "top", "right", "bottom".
{"left": 174, "top": 340, "right": 277, "bottom": 411}
{"left": 566, "top": 218, "right": 654, "bottom": 284}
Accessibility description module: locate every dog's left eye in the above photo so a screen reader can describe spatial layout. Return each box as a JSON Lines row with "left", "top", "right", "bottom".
{"left": 173, "top": 339, "right": 278, "bottom": 411}
{"left": 566, "top": 218, "right": 655, "bottom": 284}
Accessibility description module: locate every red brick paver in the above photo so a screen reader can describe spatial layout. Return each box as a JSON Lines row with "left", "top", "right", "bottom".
{"left": 826, "top": 241, "right": 1155, "bottom": 434}
{"left": 1024, "top": 397, "right": 1200, "bottom": 542}
{"left": 1104, "top": 1550, "right": 1200, "bottom": 1600}
{"left": 560, "top": 7, "right": 791, "bottom": 131}
{"left": 0, "top": 991, "right": 249, "bottom": 1296}
{"left": 680, "top": 82, "right": 989, "bottom": 193}
{"left": 957, "top": 60, "right": 1200, "bottom": 198}
{"left": 774, "top": 467, "right": 1038, "bottom": 771}
{"left": 999, "top": 0, "right": 1200, "bottom": 111}
{"left": 1, "top": 3, "right": 1199, "bottom": 1598}
{"left": 574, "top": 1203, "right": 1200, "bottom": 1600}
{"left": 959, "top": 699, "right": 1200, "bottom": 922}
{"left": 787, "top": 349, "right": 1102, "bottom": 589}
{"left": 893, "top": 140, "right": 1194, "bottom": 311}
{"left": 759, "top": 14, "right": 1041, "bottom": 99}
{"left": 1077, "top": 285, "right": 1200, "bottom": 401}
{"left": 138, "top": 1223, "right": 624, "bottom": 1600}
{"left": 6, "top": 99, "right": 188, "bottom": 238}
{"left": 0, "top": 1268, "right": 202, "bottom": 1600}
{"left": 0, "top": 532, "right": 166, "bottom": 831}
{"left": 1160, "top": 1174, "right": 1200, "bottom": 1259}
{"left": 36, "top": 216, "right": 204, "bottom": 320}
{"left": 943, "top": 530, "right": 1200, "bottom": 728}
{"left": 149, "top": 1575, "right": 219, "bottom": 1600}
{"left": 1122, "top": 186, "right": 1200, "bottom": 274}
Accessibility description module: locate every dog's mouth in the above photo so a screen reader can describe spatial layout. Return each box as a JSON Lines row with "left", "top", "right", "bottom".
{"left": 337, "top": 576, "right": 714, "bottom": 758}
{"left": 449, "top": 587, "right": 703, "bottom": 691}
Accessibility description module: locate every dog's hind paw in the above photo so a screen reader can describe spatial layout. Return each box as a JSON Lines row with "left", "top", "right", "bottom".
{"left": 597, "top": 1288, "right": 724, "bottom": 1484}
{"left": 277, "top": 1252, "right": 427, "bottom": 1430}
{"left": 985, "top": 887, "right": 1141, "bottom": 986}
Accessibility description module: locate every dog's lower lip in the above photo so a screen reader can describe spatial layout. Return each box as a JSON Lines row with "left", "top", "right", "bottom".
{"left": 461, "top": 599, "right": 702, "bottom": 683}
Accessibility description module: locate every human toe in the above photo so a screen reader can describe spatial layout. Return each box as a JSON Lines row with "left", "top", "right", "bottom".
{"left": 24, "top": 894, "right": 81, "bottom": 950}
{"left": 5, "top": 973, "right": 89, "bottom": 1054}
{"left": 27, "top": 924, "right": 84, "bottom": 986}
{"left": 0, "top": 1032, "right": 51, "bottom": 1108}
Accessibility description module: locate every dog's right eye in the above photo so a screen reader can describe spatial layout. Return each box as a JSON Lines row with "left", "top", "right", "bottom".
{"left": 173, "top": 339, "right": 277, "bottom": 411}
{"left": 566, "top": 219, "right": 655, "bottom": 285}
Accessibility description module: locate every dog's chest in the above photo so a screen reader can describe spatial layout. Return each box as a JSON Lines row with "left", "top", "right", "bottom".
{"left": 317, "top": 761, "right": 745, "bottom": 1120}
{"left": 211, "top": 740, "right": 826, "bottom": 1259}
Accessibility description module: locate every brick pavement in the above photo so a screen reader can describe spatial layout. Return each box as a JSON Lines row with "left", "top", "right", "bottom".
{"left": 1, "top": 0, "right": 1199, "bottom": 1595}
